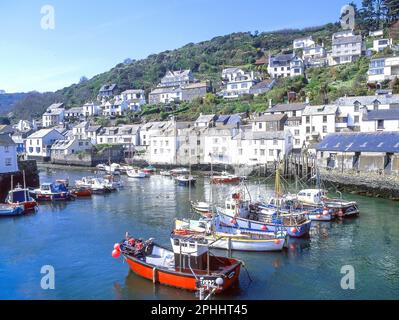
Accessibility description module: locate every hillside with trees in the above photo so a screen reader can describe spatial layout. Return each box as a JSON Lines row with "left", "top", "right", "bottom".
{"left": 7, "top": 0, "right": 399, "bottom": 122}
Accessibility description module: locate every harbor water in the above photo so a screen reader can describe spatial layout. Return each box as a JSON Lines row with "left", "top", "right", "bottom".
{"left": 0, "top": 167, "right": 398, "bottom": 300}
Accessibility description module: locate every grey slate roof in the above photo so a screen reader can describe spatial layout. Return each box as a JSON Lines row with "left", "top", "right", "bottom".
{"left": 252, "top": 114, "right": 287, "bottom": 122}
{"left": 99, "top": 84, "right": 117, "bottom": 92}
{"left": 332, "top": 35, "right": 362, "bottom": 45}
{"left": 302, "top": 105, "right": 338, "bottom": 116}
{"left": 335, "top": 94, "right": 399, "bottom": 106}
{"left": 363, "top": 109, "right": 399, "bottom": 121}
{"left": 235, "top": 130, "right": 286, "bottom": 140}
{"left": 266, "top": 103, "right": 307, "bottom": 113}
{"left": 317, "top": 132, "right": 399, "bottom": 153}
{"left": 0, "top": 133, "right": 15, "bottom": 146}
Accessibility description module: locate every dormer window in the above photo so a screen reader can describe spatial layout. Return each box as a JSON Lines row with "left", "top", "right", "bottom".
{"left": 354, "top": 102, "right": 360, "bottom": 112}
{"left": 373, "top": 101, "right": 380, "bottom": 110}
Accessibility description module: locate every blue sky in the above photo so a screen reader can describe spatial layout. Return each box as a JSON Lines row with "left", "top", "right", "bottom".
{"left": 0, "top": 0, "right": 361, "bottom": 93}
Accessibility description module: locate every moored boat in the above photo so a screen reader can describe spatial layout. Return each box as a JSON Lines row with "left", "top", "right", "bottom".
{"left": 75, "top": 177, "right": 111, "bottom": 194}
{"left": 297, "top": 189, "right": 359, "bottom": 218}
{"left": 143, "top": 165, "right": 156, "bottom": 175}
{"left": 191, "top": 201, "right": 212, "bottom": 218}
{"left": 0, "top": 204, "right": 25, "bottom": 217}
{"left": 127, "top": 168, "right": 148, "bottom": 179}
{"left": 176, "top": 175, "right": 196, "bottom": 187}
{"left": 174, "top": 219, "right": 287, "bottom": 252}
{"left": 6, "top": 185, "right": 38, "bottom": 212}
{"left": 70, "top": 187, "right": 92, "bottom": 198}
{"left": 211, "top": 172, "right": 240, "bottom": 184}
{"left": 33, "top": 183, "right": 74, "bottom": 202}
{"left": 160, "top": 170, "right": 172, "bottom": 177}
{"left": 112, "top": 234, "right": 241, "bottom": 293}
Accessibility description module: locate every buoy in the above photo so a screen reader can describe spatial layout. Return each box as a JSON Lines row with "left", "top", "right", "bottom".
{"left": 291, "top": 227, "right": 298, "bottom": 234}
{"left": 316, "top": 215, "right": 321, "bottom": 219}
{"left": 230, "top": 219, "right": 237, "bottom": 225}
{"left": 274, "top": 239, "right": 281, "bottom": 245}
{"left": 261, "top": 225, "right": 267, "bottom": 231}
{"left": 112, "top": 249, "right": 121, "bottom": 258}
{"left": 322, "top": 210, "right": 329, "bottom": 215}
{"left": 114, "top": 243, "right": 121, "bottom": 251}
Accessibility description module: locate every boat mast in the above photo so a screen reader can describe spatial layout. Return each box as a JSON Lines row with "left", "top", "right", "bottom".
{"left": 11, "top": 175, "right": 14, "bottom": 203}
{"left": 209, "top": 153, "right": 213, "bottom": 212}
{"left": 23, "top": 170, "right": 27, "bottom": 202}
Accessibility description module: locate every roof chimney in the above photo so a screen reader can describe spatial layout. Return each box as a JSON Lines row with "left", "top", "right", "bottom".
{"left": 268, "top": 99, "right": 273, "bottom": 108}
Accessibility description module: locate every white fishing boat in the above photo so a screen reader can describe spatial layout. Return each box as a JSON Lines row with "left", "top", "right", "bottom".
{"left": 127, "top": 168, "right": 148, "bottom": 179}
{"left": 75, "top": 177, "right": 111, "bottom": 193}
{"left": 160, "top": 170, "right": 172, "bottom": 177}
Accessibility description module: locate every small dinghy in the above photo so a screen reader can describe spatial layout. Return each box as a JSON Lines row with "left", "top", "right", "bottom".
{"left": 112, "top": 234, "right": 241, "bottom": 293}
{"left": 160, "top": 170, "right": 171, "bottom": 177}
{"left": 0, "top": 204, "right": 25, "bottom": 217}
{"left": 170, "top": 168, "right": 190, "bottom": 176}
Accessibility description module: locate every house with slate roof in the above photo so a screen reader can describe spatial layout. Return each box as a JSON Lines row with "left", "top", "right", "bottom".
{"left": 330, "top": 30, "right": 364, "bottom": 66}
{"left": 0, "top": 133, "right": 18, "bottom": 173}
{"left": 268, "top": 53, "right": 304, "bottom": 78}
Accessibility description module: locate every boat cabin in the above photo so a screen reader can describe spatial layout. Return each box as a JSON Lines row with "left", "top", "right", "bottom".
{"left": 171, "top": 236, "right": 210, "bottom": 271}
{"left": 224, "top": 195, "right": 250, "bottom": 218}
{"left": 297, "top": 189, "right": 328, "bottom": 205}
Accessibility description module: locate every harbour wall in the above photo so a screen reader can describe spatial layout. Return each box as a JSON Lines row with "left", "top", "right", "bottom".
{"left": 0, "top": 160, "right": 40, "bottom": 202}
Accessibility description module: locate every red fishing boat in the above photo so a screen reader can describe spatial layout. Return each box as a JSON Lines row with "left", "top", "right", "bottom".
{"left": 6, "top": 185, "right": 37, "bottom": 212}
{"left": 211, "top": 172, "right": 240, "bottom": 184}
{"left": 71, "top": 187, "right": 92, "bottom": 198}
{"left": 112, "top": 234, "right": 241, "bottom": 293}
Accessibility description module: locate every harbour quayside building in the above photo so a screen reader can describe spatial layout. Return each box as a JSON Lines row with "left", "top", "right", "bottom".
{"left": 316, "top": 132, "right": 399, "bottom": 175}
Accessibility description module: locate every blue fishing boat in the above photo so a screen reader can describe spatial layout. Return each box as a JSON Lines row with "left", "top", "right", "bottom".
{"left": 176, "top": 175, "right": 196, "bottom": 187}
{"left": 217, "top": 166, "right": 311, "bottom": 238}
{"left": 33, "top": 182, "right": 74, "bottom": 202}
{"left": 173, "top": 219, "right": 287, "bottom": 252}
{"left": 0, "top": 204, "right": 24, "bottom": 217}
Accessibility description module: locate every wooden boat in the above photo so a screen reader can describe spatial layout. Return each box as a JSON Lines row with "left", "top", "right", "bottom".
{"left": 174, "top": 219, "right": 287, "bottom": 252}
{"left": 33, "top": 183, "right": 74, "bottom": 202}
{"left": 0, "top": 204, "right": 25, "bottom": 217}
{"left": 176, "top": 175, "right": 196, "bottom": 187}
{"left": 113, "top": 235, "right": 241, "bottom": 293}
{"left": 103, "top": 174, "right": 123, "bottom": 189}
{"left": 127, "top": 168, "right": 148, "bottom": 179}
{"left": 6, "top": 185, "right": 38, "bottom": 212}
{"left": 143, "top": 165, "right": 156, "bottom": 174}
{"left": 71, "top": 187, "right": 92, "bottom": 198}
{"left": 191, "top": 201, "right": 212, "bottom": 218}
{"left": 211, "top": 172, "right": 240, "bottom": 184}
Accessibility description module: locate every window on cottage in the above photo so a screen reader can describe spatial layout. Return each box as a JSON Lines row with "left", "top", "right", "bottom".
{"left": 5, "top": 158, "right": 12, "bottom": 166}
{"left": 269, "top": 150, "right": 274, "bottom": 156}
{"left": 260, "top": 149, "right": 265, "bottom": 156}
{"left": 377, "top": 120, "right": 384, "bottom": 129}
{"left": 295, "top": 139, "right": 300, "bottom": 145}
{"left": 273, "top": 139, "right": 278, "bottom": 145}
{"left": 323, "top": 126, "right": 327, "bottom": 133}
{"left": 306, "top": 116, "right": 310, "bottom": 124}
{"left": 323, "top": 116, "right": 327, "bottom": 123}
{"left": 354, "top": 116, "right": 359, "bottom": 123}
{"left": 306, "top": 126, "right": 310, "bottom": 134}
{"left": 294, "top": 129, "right": 300, "bottom": 135}
{"left": 258, "top": 123, "right": 262, "bottom": 129}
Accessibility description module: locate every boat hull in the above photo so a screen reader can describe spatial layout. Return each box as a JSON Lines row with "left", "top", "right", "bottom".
{"left": 218, "top": 211, "right": 311, "bottom": 238}
{"left": 36, "top": 193, "right": 73, "bottom": 202}
{"left": 0, "top": 205, "right": 24, "bottom": 217}
{"left": 212, "top": 177, "right": 240, "bottom": 184}
{"left": 208, "top": 236, "right": 285, "bottom": 252}
{"left": 123, "top": 254, "right": 240, "bottom": 292}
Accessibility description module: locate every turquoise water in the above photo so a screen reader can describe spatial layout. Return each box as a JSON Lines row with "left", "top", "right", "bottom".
{"left": 0, "top": 168, "right": 398, "bottom": 300}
